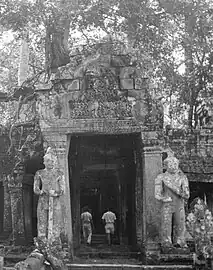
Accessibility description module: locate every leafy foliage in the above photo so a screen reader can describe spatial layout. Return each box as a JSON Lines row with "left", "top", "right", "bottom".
{"left": 0, "top": 0, "right": 213, "bottom": 128}
{"left": 186, "top": 197, "right": 213, "bottom": 259}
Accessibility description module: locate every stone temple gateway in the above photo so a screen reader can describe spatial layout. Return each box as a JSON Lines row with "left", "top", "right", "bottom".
{"left": 34, "top": 53, "right": 164, "bottom": 259}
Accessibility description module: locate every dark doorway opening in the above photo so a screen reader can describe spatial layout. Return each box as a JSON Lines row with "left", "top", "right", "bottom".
{"left": 0, "top": 182, "right": 3, "bottom": 233}
{"left": 68, "top": 133, "right": 142, "bottom": 248}
{"left": 189, "top": 182, "right": 213, "bottom": 213}
{"left": 80, "top": 169, "right": 119, "bottom": 235}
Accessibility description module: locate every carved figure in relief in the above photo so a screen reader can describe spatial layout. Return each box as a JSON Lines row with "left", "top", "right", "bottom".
{"left": 155, "top": 156, "right": 189, "bottom": 248}
{"left": 34, "top": 147, "right": 65, "bottom": 247}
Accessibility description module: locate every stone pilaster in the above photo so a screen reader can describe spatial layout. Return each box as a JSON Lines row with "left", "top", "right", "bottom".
{"left": 8, "top": 174, "right": 25, "bottom": 245}
{"left": 135, "top": 135, "right": 144, "bottom": 247}
{"left": 2, "top": 176, "right": 12, "bottom": 235}
{"left": 142, "top": 144, "right": 162, "bottom": 256}
{"left": 41, "top": 132, "right": 74, "bottom": 259}
{"left": 54, "top": 135, "right": 68, "bottom": 238}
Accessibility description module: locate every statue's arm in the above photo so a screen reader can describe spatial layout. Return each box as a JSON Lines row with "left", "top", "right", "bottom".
{"left": 34, "top": 171, "right": 42, "bottom": 195}
{"left": 57, "top": 173, "right": 65, "bottom": 196}
{"left": 155, "top": 175, "right": 164, "bottom": 201}
{"left": 155, "top": 174, "right": 172, "bottom": 202}
{"left": 180, "top": 175, "right": 190, "bottom": 199}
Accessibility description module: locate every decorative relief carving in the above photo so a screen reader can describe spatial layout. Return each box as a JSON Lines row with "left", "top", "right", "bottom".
{"left": 67, "top": 73, "right": 133, "bottom": 119}
{"left": 17, "top": 99, "right": 37, "bottom": 123}
{"left": 36, "top": 92, "right": 68, "bottom": 130}
{"left": 69, "top": 100, "right": 132, "bottom": 119}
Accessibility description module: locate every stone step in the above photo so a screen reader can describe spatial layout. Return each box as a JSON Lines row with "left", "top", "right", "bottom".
{"left": 159, "top": 254, "right": 193, "bottom": 265}
{"left": 2, "top": 253, "right": 194, "bottom": 269}
{"left": 91, "top": 234, "right": 108, "bottom": 244}
{"left": 92, "top": 234, "right": 105, "bottom": 238}
{"left": 66, "top": 264, "right": 193, "bottom": 270}
{"left": 3, "top": 254, "right": 27, "bottom": 266}
{"left": 4, "top": 264, "right": 193, "bottom": 270}
{"left": 76, "top": 251, "right": 141, "bottom": 259}
{"left": 91, "top": 236, "right": 120, "bottom": 245}
{"left": 0, "top": 232, "right": 11, "bottom": 241}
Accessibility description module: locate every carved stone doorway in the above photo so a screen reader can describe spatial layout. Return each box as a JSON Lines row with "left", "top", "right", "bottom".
{"left": 68, "top": 133, "right": 143, "bottom": 250}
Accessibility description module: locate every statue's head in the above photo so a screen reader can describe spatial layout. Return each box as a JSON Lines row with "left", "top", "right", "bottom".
{"left": 164, "top": 156, "right": 179, "bottom": 174}
{"left": 43, "top": 147, "right": 57, "bottom": 169}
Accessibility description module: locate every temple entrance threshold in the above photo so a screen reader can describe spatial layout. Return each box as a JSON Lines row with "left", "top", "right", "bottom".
{"left": 68, "top": 133, "right": 142, "bottom": 251}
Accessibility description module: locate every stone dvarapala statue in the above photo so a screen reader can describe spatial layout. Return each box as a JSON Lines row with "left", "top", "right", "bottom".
{"left": 15, "top": 147, "right": 67, "bottom": 270}
{"left": 34, "top": 147, "right": 65, "bottom": 247}
{"left": 155, "top": 155, "right": 189, "bottom": 249}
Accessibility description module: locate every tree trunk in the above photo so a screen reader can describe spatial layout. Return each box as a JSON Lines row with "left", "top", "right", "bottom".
{"left": 184, "top": 7, "right": 196, "bottom": 129}
{"left": 18, "top": 38, "right": 29, "bottom": 86}
{"left": 45, "top": 0, "right": 78, "bottom": 74}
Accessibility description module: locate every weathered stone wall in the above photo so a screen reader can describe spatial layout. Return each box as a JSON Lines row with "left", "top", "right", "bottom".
{"left": 164, "top": 128, "right": 213, "bottom": 218}
{"left": 165, "top": 128, "right": 213, "bottom": 179}
{"left": 0, "top": 123, "right": 44, "bottom": 244}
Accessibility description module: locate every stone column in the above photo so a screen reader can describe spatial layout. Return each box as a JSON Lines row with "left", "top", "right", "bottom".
{"left": 2, "top": 176, "right": 12, "bottom": 236}
{"left": 8, "top": 174, "right": 26, "bottom": 245}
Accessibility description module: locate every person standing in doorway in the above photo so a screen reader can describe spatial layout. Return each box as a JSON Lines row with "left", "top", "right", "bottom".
{"left": 81, "top": 206, "right": 94, "bottom": 245}
{"left": 102, "top": 208, "right": 116, "bottom": 245}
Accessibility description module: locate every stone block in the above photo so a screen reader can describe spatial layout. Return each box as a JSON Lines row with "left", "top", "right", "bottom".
{"left": 120, "top": 78, "right": 134, "bottom": 90}
{"left": 36, "top": 83, "right": 52, "bottom": 92}
{"left": 93, "top": 266, "right": 121, "bottom": 270}
{"left": 57, "top": 65, "right": 74, "bottom": 80}
{"left": 66, "top": 79, "right": 81, "bottom": 91}
{"left": 67, "top": 264, "right": 92, "bottom": 270}
{"left": 66, "top": 91, "right": 81, "bottom": 101}
{"left": 0, "top": 256, "right": 3, "bottom": 270}
{"left": 67, "top": 266, "right": 92, "bottom": 270}
{"left": 123, "top": 266, "right": 142, "bottom": 269}
{"left": 117, "top": 89, "right": 128, "bottom": 97}
{"left": 203, "top": 166, "right": 213, "bottom": 173}
{"left": 66, "top": 265, "right": 193, "bottom": 270}
{"left": 142, "top": 267, "right": 192, "bottom": 270}
{"left": 111, "top": 55, "right": 126, "bottom": 66}
{"left": 128, "top": 90, "right": 146, "bottom": 100}
{"left": 135, "top": 78, "right": 148, "bottom": 90}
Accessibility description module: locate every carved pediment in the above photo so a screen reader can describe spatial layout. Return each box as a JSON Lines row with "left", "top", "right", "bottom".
{"left": 36, "top": 52, "right": 164, "bottom": 130}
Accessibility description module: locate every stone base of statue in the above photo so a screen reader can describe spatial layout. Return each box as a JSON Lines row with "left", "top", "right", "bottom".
{"left": 34, "top": 237, "right": 67, "bottom": 270}
{"left": 15, "top": 249, "right": 47, "bottom": 270}
{"left": 160, "top": 245, "right": 190, "bottom": 254}
{"left": 15, "top": 237, "right": 67, "bottom": 270}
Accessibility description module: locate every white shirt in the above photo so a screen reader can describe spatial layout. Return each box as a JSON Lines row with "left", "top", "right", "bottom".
{"left": 81, "top": 211, "right": 92, "bottom": 224}
{"left": 102, "top": 211, "right": 116, "bottom": 224}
